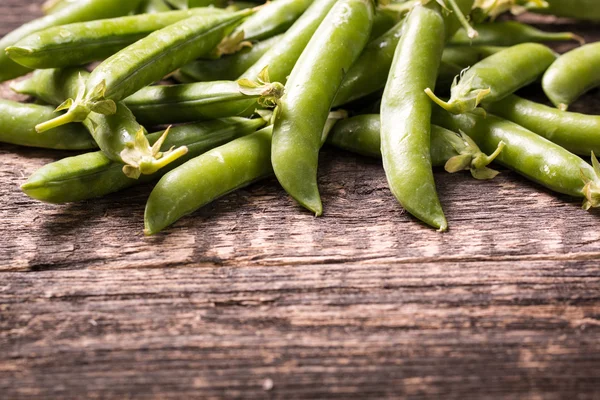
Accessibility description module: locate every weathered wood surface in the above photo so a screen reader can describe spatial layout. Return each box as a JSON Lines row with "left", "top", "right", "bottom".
{"left": 1, "top": 2, "right": 600, "bottom": 398}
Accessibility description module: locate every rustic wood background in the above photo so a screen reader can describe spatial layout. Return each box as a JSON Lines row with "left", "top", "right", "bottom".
{"left": 1, "top": 1, "right": 600, "bottom": 398}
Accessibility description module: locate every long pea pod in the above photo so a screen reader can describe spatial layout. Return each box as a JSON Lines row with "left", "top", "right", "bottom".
{"left": 6, "top": 8, "right": 228, "bottom": 70}
{"left": 123, "top": 69, "right": 284, "bottom": 125}
{"left": 233, "top": 0, "right": 314, "bottom": 41}
{"left": 426, "top": 43, "right": 557, "bottom": 115}
{"left": 21, "top": 117, "right": 265, "bottom": 204}
{"left": 380, "top": 0, "right": 474, "bottom": 231}
{"left": 484, "top": 95, "right": 600, "bottom": 156}
{"left": 0, "top": 0, "right": 144, "bottom": 82}
{"left": 449, "top": 21, "right": 583, "bottom": 46}
{"left": 238, "top": 0, "right": 338, "bottom": 82}
{"left": 271, "top": 0, "right": 374, "bottom": 215}
{"left": 433, "top": 109, "right": 600, "bottom": 210}
{"left": 542, "top": 43, "right": 600, "bottom": 111}
{"left": 36, "top": 10, "right": 254, "bottom": 133}
{"left": 175, "top": 35, "right": 280, "bottom": 83}
{"left": 16, "top": 68, "right": 188, "bottom": 179}
{"left": 0, "top": 100, "right": 96, "bottom": 150}
{"left": 328, "top": 114, "right": 503, "bottom": 180}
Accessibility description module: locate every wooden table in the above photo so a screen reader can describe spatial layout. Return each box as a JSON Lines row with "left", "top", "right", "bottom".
{"left": 1, "top": 2, "right": 599, "bottom": 398}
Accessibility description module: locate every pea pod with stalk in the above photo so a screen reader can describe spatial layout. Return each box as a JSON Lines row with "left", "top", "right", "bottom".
{"left": 123, "top": 67, "right": 284, "bottom": 125}
{"left": 542, "top": 42, "right": 600, "bottom": 111}
{"left": 15, "top": 68, "right": 188, "bottom": 179}
{"left": 6, "top": 8, "right": 229, "bottom": 70}
{"left": 328, "top": 114, "right": 504, "bottom": 180}
{"left": 35, "top": 9, "right": 254, "bottom": 133}
{"left": 271, "top": 0, "right": 375, "bottom": 215}
{"left": 433, "top": 109, "right": 600, "bottom": 210}
{"left": 0, "top": 0, "right": 144, "bottom": 82}
{"left": 484, "top": 95, "right": 600, "bottom": 156}
{"left": 380, "top": 0, "right": 475, "bottom": 231}
{"left": 426, "top": 43, "right": 557, "bottom": 115}
{"left": 21, "top": 117, "right": 266, "bottom": 204}
{"left": 0, "top": 100, "right": 96, "bottom": 150}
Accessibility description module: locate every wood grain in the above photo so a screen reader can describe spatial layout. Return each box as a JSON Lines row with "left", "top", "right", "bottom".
{"left": 1, "top": 1, "right": 599, "bottom": 398}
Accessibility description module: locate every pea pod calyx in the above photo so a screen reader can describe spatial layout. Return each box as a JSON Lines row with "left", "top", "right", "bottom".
{"left": 237, "top": 66, "right": 285, "bottom": 108}
{"left": 444, "top": 130, "right": 505, "bottom": 179}
{"left": 581, "top": 152, "right": 600, "bottom": 210}
{"left": 425, "top": 73, "right": 492, "bottom": 114}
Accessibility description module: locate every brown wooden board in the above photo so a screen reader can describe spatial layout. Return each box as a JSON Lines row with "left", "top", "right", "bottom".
{"left": 1, "top": 1, "right": 599, "bottom": 398}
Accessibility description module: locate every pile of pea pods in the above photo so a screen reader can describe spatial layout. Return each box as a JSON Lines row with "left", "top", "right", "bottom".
{"left": 2, "top": 0, "right": 600, "bottom": 234}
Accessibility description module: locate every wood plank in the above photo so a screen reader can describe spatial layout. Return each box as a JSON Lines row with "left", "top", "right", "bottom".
{"left": 1, "top": 1, "right": 599, "bottom": 399}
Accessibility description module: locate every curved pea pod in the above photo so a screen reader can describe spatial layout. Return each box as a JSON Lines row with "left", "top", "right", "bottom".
{"left": 137, "top": 0, "right": 173, "bottom": 13}
{"left": 11, "top": 68, "right": 86, "bottom": 106}
{"left": 449, "top": 21, "right": 583, "bottom": 47}
{"left": 426, "top": 43, "right": 557, "bottom": 115}
{"left": 123, "top": 70, "right": 284, "bottom": 125}
{"left": 0, "top": 0, "right": 144, "bottom": 82}
{"left": 6, "top": 8, "right": 228, "bottom": 70}
{"left": 21, "top": 117, "right": 265, "bottom": 204}
{"left": 328, "top": 114, "right": 504, "bottom": 180}
{"left": 542, "top": 43, "right": 600, "bottom": 111}
{"left": 484, "top": 95, "right": 600, "bottom": 156}
{"left": 440, "top": 45, "right": 505, "bottom": 69}
{"left": 36, "top": 9, "right": 254, "bottom": 133}
{"left": 174, "top": 35, "right": 280, "bottom": 83}
{"left": 0, "top": 100, "right": 95, "bottom": 150}
{"left": 433, "top": 109, "right": 600, "bottom": 210}
{"left": 534, "top": 0, "right": 600, "bottom": 21}
{"left": 271, "top": 0, "right": 374, "bottom": 216}
{"left": 233, "top": 0, "right": 314, "bottom": 42}
{"left": 238, "top": 0, "right": 338, "bottom": 82}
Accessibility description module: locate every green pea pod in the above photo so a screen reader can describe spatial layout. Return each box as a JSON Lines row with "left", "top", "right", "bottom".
{"left": 36, "top": 9, "right": 254, "bottom": 133}
{"left": 484, "top": 95, "right": 600, "bottom": 156}
{"left": 272, "top": 0, "right": 374, "bottom": 215}
{"left": 238, "top": 0, "right": 339, "bottom": 82}
{"left": 123, "top": 73, "right": 284, "bottom": 125}
{"left": 137, "top": 0, "right": 173, "bottom": 13}
{"left": 533, "top": 0, "right": 600, "bottom": 21}
{"left": 174, "top": 35, "right": 280, "bottom": 83}
{"left": 15, "top": 68, "right": 187, "bottom": 179}
{"left": 6, "top": 8, "right": 228, "bottom": 70}
{"left": 0, "top": 100, "right": 95, "bottom": 150}
{"left": 381, "top": 2, "right": 449, "bottom": 231}
{"left": 0, "top": 0, "right": 144, "bottom": 82}
{"left": 542, "top": 42, "right": 600, "bottom": 111}
{"left": 145, "top": 126, "right": 273, "bottom": 235}
{"left": 440, "top": 45, "right": 505, "bottom": 68}
{"left": 434, "top": 109, "right": 600, "bottom": 209}
{"left": 449, "top": 21, "right": 583, "bottom": 47}
{"left": 329, "top": 114, "right": 504, "bottom": 180}
{"left": 426, "top": 43, "right": 557, "bottom": 115}
{"left": 233, "top": 0, "right": 314, "bottom": 42}
{"left": 21, "top": 117, "right": 265, "bottom": 204}
{"left": 370, "top": 9, "right": 398, "bottom": 40}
